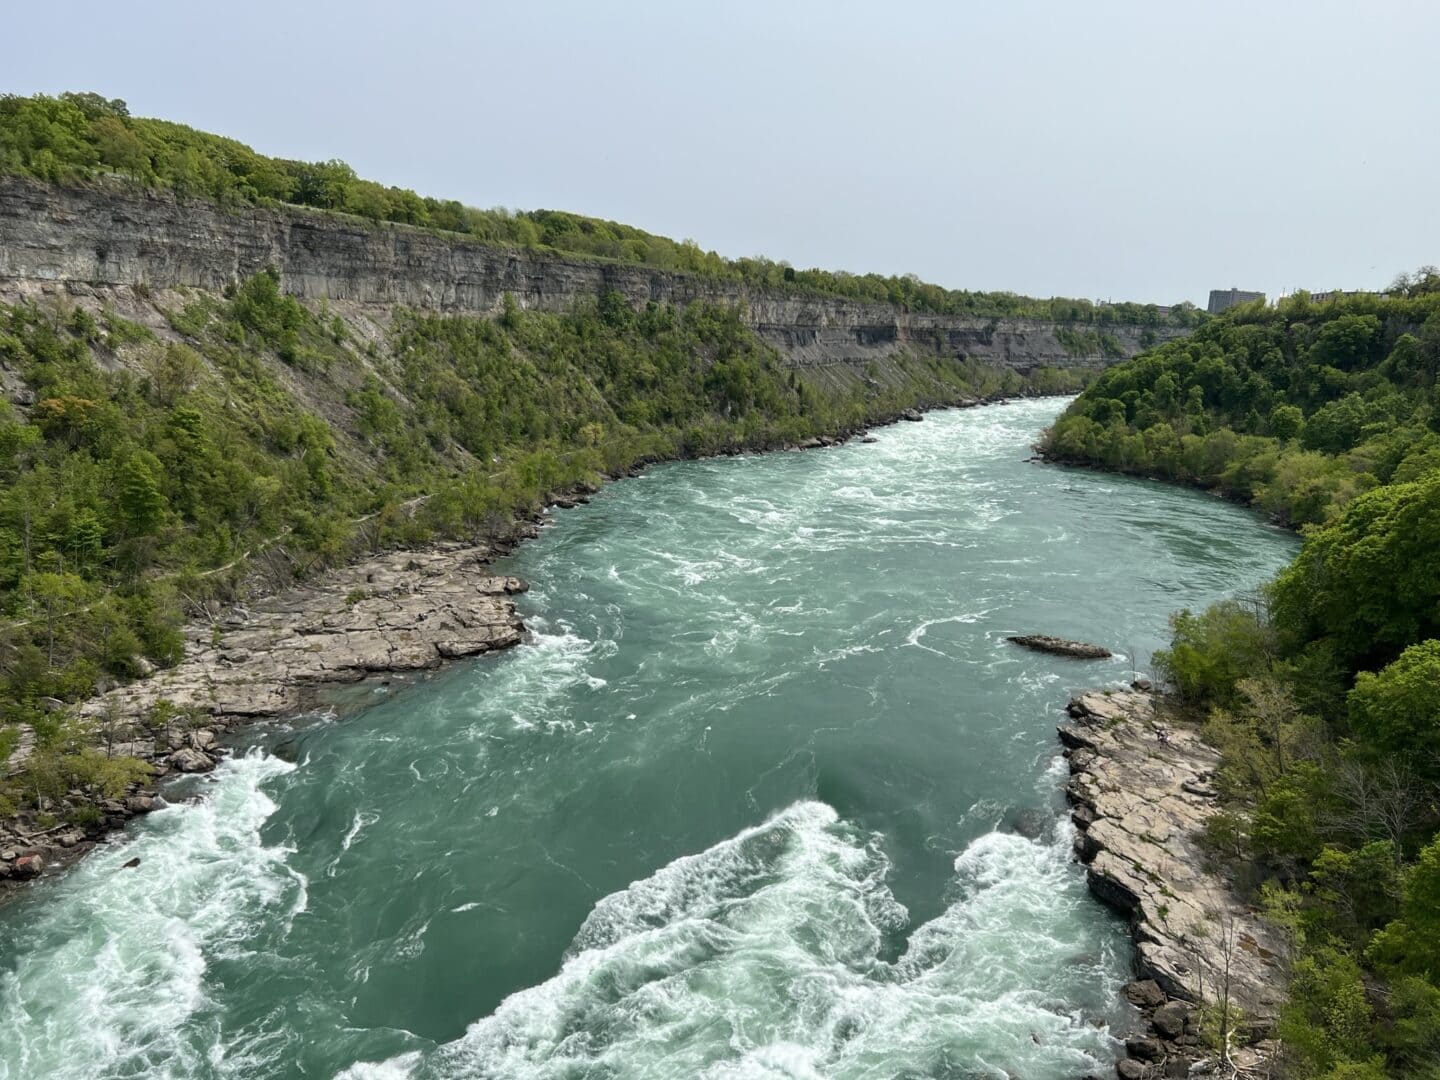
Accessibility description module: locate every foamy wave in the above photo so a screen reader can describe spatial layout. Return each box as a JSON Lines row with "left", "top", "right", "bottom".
{"left": 0, "top": 751, "right": 300, "bottom": 1080}
{"left": 340, "top": 801, "right": 1119, "bottom": 1079}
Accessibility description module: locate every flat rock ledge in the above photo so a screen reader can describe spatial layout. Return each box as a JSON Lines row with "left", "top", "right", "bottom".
{"left": 3, "top": 543, "right": 528, "bottom": 891}
{"left": 1009, "top": 634, "right": 1112, "bottom": 659}
{"left": 81, "top": 543, "right": 528, "bottom": 728}
{"left": 1060, "top": 688, "right": 1286, "bottom": 1079}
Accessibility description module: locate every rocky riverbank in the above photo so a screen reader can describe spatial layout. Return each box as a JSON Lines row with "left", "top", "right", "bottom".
{"left": 0, "top": 539, "right": 532, "bottom": 890}
{"left": 1059, "top": 687, "right": 1286, "bottom": 1078}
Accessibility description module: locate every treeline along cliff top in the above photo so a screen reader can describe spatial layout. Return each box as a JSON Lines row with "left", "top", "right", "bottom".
{"left": 0, "top": 91, "right": 1201, "bottom": 325}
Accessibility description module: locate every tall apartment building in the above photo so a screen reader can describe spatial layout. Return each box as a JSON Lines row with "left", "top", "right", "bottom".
{"left": 1207, "top": 288, "right": 1266, "bottom": 314}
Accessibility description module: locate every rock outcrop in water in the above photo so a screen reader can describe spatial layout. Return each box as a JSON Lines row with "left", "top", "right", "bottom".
{"left": 1059, "top": 687, "right": 1285, "bottom": 1077}
{"left": 1008, "top": 634, "right": 1112, "bottom": 659}
{"left": 0, "top": 176, "right": 1186, "bottom": 375}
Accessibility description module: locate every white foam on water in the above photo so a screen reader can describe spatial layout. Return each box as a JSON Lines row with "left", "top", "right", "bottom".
{"left": 457, "top": 625, "right": 615, "bottom": 739}
{"left": 339, "top": 800, "right": 1120, "bottom": 1080}
{"left": 0, "top": 751, "right": 301, "bottom": 1080}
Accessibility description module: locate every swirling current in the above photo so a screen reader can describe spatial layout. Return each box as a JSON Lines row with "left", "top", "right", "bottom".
{"left": 0, "top": 398, "right": 1297, "bottom": 1079}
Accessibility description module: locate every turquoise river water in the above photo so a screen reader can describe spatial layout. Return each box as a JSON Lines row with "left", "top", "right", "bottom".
{"left": 0, "top": 398, "right": 1297, "bottom": 1079}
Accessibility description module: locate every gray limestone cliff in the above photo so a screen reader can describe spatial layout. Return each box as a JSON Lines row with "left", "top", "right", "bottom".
{"left": 0, "top": 176, "right": 1185, "bottom": 371}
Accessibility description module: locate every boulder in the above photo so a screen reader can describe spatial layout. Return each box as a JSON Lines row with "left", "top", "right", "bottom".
{"left": 124, "top": 795, "right": 155, "bottom": 815}
{"left": 168, "top": 747, "right": 214, "bottom": 773}
{"left": 1123, "top": 980, "right": 1167, "bottom": 1008}
{"left": 900, "top": 408, "right": 923, "bottom": 421}
{"left": 1124, "top": 1036, "right": 1162, "bottom": 1061}
{"left": 189, "top": 729, "right": 218, "bottom": 752}
{"left": 1115, "top": 1059, "right": 1147, "bottom": 1080}
{"left": 14, "top": 853, "right": 44, "bottom": 878}
{"left": 1152, "top": 999, "right": 1190, "bottom": 1039}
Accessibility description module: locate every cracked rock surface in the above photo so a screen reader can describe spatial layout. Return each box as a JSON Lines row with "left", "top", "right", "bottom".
{"left": 1060, "top": 689, "right": 1287, "bottom": 1025}
{"left": 79, "top": 544, "right": 527, "bottom": 728}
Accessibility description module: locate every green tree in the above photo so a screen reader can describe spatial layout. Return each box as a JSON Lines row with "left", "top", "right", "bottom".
{"left": 1368, "top": 836, "right": 1440, "bottom": 977}
{"left": 1271, "top": 470, "right": 1440, "bottom": 678}
{"left": 1347, "top": 640, "right": 1440, "bottom": 769}
{"left": 1155, "top": 600, "right": 1275, "bottom": 707}
{"left": 1270, "top": 403, "right": 1304, "bottom": 441}
{"left": 117, "top": 452, "right": 166, "bottom": 536}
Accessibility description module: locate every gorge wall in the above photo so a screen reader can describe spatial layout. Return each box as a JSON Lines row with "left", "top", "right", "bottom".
{"left": 0, "top": 176, "right": 1186, "bottom": 371}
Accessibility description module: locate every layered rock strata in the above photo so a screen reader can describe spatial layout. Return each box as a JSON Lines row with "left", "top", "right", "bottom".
{"left": 0, "top": 176, "right": 1186, "bottom": 372}
{"left": 1059, "top": 688, "right": 1286, "bottom": 1078}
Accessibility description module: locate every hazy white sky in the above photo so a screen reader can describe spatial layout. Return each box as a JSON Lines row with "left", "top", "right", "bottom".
{"left": 7, "top": 0, "right": 1437, "bottom": 305}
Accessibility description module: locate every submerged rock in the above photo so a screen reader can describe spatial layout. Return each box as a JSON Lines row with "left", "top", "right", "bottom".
{"left": 1004, "top": 806, "right": 1052, "bottom": 841}
{"left": 1008, "top": 634, "right": 1111, "bottom": 659}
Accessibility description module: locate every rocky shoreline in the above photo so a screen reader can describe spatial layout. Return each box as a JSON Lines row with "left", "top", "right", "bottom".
{"left": 1, "top": 539, "right": 533, "bottom": 890}
{"left": 1059, "top": 687, "right": 1286, "bottom": 1078}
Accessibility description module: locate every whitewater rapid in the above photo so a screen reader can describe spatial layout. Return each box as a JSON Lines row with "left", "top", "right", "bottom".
{"left": 341, "top": 763, "right": 1124, "bottom": 1080}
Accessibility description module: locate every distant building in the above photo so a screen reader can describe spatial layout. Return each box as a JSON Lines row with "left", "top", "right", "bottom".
{"left": 1301, "top": 289, "right": 1387, "bottom": 303}
{"left": 1207, "top": 288, "right": 1265, "bottom": 314}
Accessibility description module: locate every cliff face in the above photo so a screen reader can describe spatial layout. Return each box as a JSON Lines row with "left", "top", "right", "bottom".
{"left": 0, "top": 176, "right": 1184, "bottom": 370}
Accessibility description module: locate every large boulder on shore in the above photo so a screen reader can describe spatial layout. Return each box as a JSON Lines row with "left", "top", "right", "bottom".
{"left": 1008, "top": 634, "right": 1111, "bottom": 659}
{"left": 13, "top": 853, "right": 44, "bottom": 878}
{"left": 168, "top": 747, "right": 214, "bottom": 773}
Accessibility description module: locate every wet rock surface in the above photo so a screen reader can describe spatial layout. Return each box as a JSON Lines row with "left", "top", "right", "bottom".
{"left": 1059, "top": 687, "right": 1287, "bottom": 1077}
{"left": 1009, "top": 634, "right": 1112, "bottom": 659}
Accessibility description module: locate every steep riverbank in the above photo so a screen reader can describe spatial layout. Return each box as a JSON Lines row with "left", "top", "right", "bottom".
{"left": 0, "top": 541, "right": 529, "bottom": 887}
{"left": 1060, "top": 688, "right": 1286, "bottom": 1078}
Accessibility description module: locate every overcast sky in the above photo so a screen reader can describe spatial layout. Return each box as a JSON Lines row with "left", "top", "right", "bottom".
{"left": 8, "top": 1, "right": 1437, "bottom": 305}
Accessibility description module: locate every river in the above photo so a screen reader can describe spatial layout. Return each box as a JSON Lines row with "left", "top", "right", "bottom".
{"left": 0, "top": 398, "right": 1297, "bottom": 1079}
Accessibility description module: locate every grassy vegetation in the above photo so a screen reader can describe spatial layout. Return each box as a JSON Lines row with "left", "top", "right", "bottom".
{"left": 1043, "top": 274, "right": 1440, "bottom": 1077}
{"left": 0, "top": 91, "right": 1204, "bottom": 326}
{"left": 0, "top": 269, "right": 1088, "bottom": 821}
